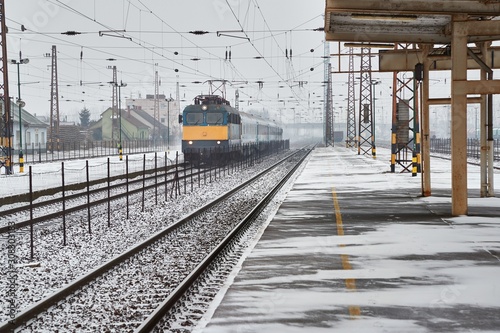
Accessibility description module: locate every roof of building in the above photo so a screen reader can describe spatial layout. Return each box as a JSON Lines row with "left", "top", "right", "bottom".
{"left": 123, "top": 110, "right": 150, "bottom": 129}
{"left": 132, "top": 108, "right": 168, "bottom": 131}
{"left": 1, "top": 100, "right": 48, "bottom": 128}
{"left": 90, "top": 107, "right": 152, "bottom": 130}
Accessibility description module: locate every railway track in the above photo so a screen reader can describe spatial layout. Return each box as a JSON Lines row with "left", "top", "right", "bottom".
{"left": 0, "top": 148, "right": 311, "bottom": 332}
{"left": 0, "top": 161, "right": 231, "bottom": 234}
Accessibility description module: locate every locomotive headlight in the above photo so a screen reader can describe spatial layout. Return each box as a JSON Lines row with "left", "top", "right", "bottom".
{"left": 201, "top": 105, "right": 208, "bottom": 111}
{"left": 189, "top": 141, "right": 193, "bottom": 145}
{"left": 217, "top": 141, "right": 221, "bottom": 144}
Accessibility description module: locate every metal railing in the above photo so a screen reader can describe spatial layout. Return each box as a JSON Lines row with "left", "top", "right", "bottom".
{"left": 429, "top": 138, "right": 500, "bottom": 161}
{"left": 10, "top": 139, "right": 178, "bottom": 164}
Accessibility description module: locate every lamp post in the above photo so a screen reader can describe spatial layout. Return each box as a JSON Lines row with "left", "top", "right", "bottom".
{"left": 117, "top": 80, "right": 127, "bottom": 161}
{"left": 11, "top": 52, "right": 29, "bottom": 173}
{"left": 166, "top": 97, "right": 171, "bottom": 152}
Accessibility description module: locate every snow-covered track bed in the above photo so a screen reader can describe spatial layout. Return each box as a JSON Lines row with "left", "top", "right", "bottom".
{"left": 0, "top": 151, "right": 291, "bottom": 324}
{"left": 0, "top": 148, "right": 309, "bottom": 332}
{"left": 137, "top": 148, "right": 311, "bottom": 333}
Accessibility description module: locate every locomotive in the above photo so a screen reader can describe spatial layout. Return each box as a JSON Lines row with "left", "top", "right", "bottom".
{"left": 180, "top": 94, "right": 283, "bottom": 165}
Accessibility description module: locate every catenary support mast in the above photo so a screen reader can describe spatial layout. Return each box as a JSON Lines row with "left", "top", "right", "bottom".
{"left": 49, "top": 45, "right": 60, "bottom": 151}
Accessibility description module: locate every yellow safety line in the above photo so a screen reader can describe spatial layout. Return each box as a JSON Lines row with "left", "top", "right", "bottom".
{"left": 332, "top": 187, "right": 361, "bottom": 318}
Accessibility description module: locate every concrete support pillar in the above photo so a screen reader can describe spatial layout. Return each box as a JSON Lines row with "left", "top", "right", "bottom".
{"left": 451, "top": 16, "right": 469, "bottom": 216}
{"left": 421, "top": 45, "right": 432, "bottom": 197}
{"left": 479, "top": 42, "right": 489, "bottom": 197}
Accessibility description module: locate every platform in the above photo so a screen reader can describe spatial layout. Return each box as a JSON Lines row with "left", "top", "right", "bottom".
{"left": 198, "top": 147, "right": 500, "bottom": 333}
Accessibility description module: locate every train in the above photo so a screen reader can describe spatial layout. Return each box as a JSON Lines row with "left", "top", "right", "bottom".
{"left": 180, "top": 94, "right": 284, "bottom": 165}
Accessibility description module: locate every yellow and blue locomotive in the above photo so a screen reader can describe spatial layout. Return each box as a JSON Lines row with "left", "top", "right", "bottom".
{"left": 180, "top": 94, "right": 283, "bottom": 164}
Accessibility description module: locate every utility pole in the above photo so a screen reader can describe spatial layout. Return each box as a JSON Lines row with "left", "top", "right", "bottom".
{"left": 12, "top": 52, "right": 29, "bottom": 173}
{"left": 49, "top": 45, "right": 60, "bottom": 152}
{"left": 109, "top": 65, "right": 119, "bottom": 143}
{"left": 117, "top": 80, "right": 126, "bottom": 161}
{"left": 357, "top": 45, "right": 375, "bottom": 158}
{"left": 235, "top": 89, "right": 239, "bottom": 111}
{"left": 0, "top": 0, "right": 12, "bottom": 174}
{"left": 346, "top": 47, "right": 357, "bottom": 148}
{"left": 323, "top": 41, "right": 333, "bottom": 146}
{"left": 390, "top": 44, "right": 419, "bottom": 173}
{"left": 325, "top": 63, "right": 334, "bottom": 146}
{"left": 153, "top": 70, "right": 159, "bottom": 146}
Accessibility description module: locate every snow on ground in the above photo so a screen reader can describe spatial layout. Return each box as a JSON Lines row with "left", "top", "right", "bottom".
{"left": 0, "top": 149, "right": 284, "bottom": 323}
{"left": 196, "top": 147, "right": 500, "bottom": 333}
{"left": 1, "top": 147, "right": 499, "bottom": 331}
{"left": 0, "top": 150, "right": 181, "bottom": 197}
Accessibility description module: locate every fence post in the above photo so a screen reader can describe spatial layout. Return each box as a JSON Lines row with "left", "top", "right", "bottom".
{"left": 107, "top": 157, "right": 111, "bottom": 228}
{"left": 142, "top": 154, "right": 146, "bottom": 212}
{"left": 126, "top": 155, "right": 130, "bottom": 219}
{"left": 62, "top": 162, "right": 66, "bottom": 246}
{"left": 209, "top": 148, "right": 213, "bottom": 183}
{"left": 86, "top": 160, "right": 91, "bottom": 234}
{"left": 165, "top": 151, "right": 168, "bottom": 202}
{"left": 29, "top": 166, "right": 34, "bottom": 260}
{"left": 155, "top": 152, "right": 158, "bottom": 206}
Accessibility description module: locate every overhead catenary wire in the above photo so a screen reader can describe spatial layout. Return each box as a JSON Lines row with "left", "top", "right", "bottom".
{"left": 6, "top": 0, "right": 326, "bottom": 119}
{"left": 224, "top": 0, "right": 309, "bottom": 109}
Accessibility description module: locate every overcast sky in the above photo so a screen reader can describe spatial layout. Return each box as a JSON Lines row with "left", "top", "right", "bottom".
{"left": 5, "top": 0, "right": 328, "bottom": 123}
{"left": 4, "top": 1, "right": 499, "bottom": 134}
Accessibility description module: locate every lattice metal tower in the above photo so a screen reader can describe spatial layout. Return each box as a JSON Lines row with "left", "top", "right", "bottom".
{"left": 153, "top": 70, "right": 160, "bottom": 142}
{"left": 109, "top": 65, "right": 119, "bottom": 142}
{"left": 345, "top": 47, "right": 356, "bottom": 148}
{"left": 49, "top": 45, "right": 60, "bottom": 151}
{"left": 357, "top": 45, "right": 375, "bottom": 157}
{"left": 390, "top": 44, "right": 420, "bottom": 173}
{"left": 323, "top": 42, "right": 333, "bottom": 146}
{"left": 176, "top": 75, "right": 180, "bottom": 106}
{"left": 0, "top": 0, "right": 12, "bottom": 174}
{"left": 235, "top": 89, "right": 239, "bottom": 111}
{"left": 325, "top": 63, "right": 334, "bottom": 146}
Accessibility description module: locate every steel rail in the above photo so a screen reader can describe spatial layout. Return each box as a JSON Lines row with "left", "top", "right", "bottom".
{"left": 0, "top": 163, "right": 186, "bottom": 215}
{"left": 135, "top": 147, "right": 311, "bottom": 332}
{"left": 0, "top": 148, "right": 303, "bottom": 333}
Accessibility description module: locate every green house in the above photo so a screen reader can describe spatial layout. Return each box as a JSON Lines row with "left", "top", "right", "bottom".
{"left": 90, "top": 108, "right": 150, "bottom": 141}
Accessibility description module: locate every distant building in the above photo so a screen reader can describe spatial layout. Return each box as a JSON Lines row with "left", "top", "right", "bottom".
{"left": 1, "top": 100, "right": 48, "bottom": 151}
{"left": 126, "top": 94, "right": 181, "bottom": 141}
{"left": 89, "top": 106, "right": 169, "bottom": 142}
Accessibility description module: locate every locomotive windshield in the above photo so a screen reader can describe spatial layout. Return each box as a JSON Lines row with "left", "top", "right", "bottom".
{"left": 206, "top": 112, "right": 224, "bottom": 125}
{"left": 186, "top": 112, "right": 203, "bottom": 125}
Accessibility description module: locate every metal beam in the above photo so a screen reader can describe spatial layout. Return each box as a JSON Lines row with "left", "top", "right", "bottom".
{"left": 428, "top": 97, "right": 483, "bottom": 105}
{"left": 467, "top": 20, "right": 500, "bottom": 36}
{"left": 455, "top": 80, "right": 500, "bottom": 95}
{"left": 379, "top": 47, "right": 500, "bottom": 72}
{"left": 325, "top": 31, "right": 450, "bottom": 45}
{"left": 325, "top": 0, "right": 500, "bottom": 15}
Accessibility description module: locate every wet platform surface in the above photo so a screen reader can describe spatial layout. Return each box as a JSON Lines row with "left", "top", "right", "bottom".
{"left": 199, "top": 147, "right": 500, "bottom": 333}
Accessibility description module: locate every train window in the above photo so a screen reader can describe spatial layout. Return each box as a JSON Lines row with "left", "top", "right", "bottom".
{"left": 186, "top": 112, "right": 203, "bottom": 125}
{"left": 230, "top": 114, "right": 241, "bottom": 124}
{"left": 206, "top": 112, "right": 224, "bottom": 125}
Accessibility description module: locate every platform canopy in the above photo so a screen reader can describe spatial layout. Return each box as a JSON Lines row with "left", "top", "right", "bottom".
{"left": 324, "top": 0, "right": 500, "bottom": 44}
